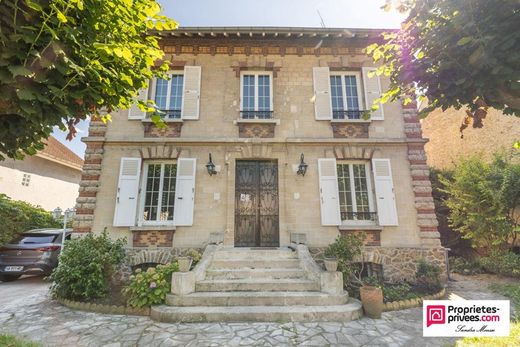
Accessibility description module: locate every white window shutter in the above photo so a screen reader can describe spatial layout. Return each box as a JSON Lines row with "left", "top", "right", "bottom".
{"left": 372, "top": 159, "right": 398, "bottom": 226}
{"left": 181, "top": 66, "right": 201, "bottom": 120}
{"left": 113, "top": 157, "right": 142, "bottom": 226}
{"left": 362, "top": 67, "right": 384, "bottom": 120}
{"left": 313, "top": 67, "right": 333, "bottom": 120}
{"left": 173, "top": 158, "right": 196, "bottom": 226}
{"left": 318, "top": 158, "right": 341, "bottom": 226}
{"left": 128, "top": 85, "right": 149, "bottom": 120}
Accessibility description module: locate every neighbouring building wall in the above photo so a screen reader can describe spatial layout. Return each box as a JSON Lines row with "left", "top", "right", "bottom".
{"left": 422, "top": 108, "right": 520, "bottom": 169}
{"left": 0, "top": 156, "right": 81, "bottom": 210}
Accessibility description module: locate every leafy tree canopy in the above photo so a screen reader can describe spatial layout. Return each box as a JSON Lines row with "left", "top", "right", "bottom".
{"left": 0, "top": 0, "right": 177, "bottom": 159}
{"left": 367, "top": 0, "right": 519, "bottom": 135}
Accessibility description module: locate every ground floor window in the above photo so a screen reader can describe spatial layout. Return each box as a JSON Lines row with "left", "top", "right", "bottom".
{"left": 141, "top": 162, "right": 177, "bottom": 223}
{"left": 337, "top": 162, "right": 376, "bottom": 223}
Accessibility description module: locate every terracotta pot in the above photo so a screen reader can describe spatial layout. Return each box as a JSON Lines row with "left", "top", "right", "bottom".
{"left": 360, "top": 285, "right": 383, "bottom": 319}
{"left": 178, "top": 257, "right": 192, "bottom": 272}
{"left": 324, "top": 258, "right": 338, "bottom": 272}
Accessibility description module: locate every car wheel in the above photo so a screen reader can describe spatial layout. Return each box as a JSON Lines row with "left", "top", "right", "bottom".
{"left": 0, "top": 274, "right": 21, "bottom": 282}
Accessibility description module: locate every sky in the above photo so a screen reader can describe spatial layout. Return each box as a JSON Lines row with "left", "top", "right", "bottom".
{"left": 52, "top": 0, "right": 405, "bottom": 158}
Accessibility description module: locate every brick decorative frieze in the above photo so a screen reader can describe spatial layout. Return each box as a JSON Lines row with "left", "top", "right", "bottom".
{"left": 143, "top": 122, "right": 182, "bottom": 138}
{"left": 238, "top": 123, "right": 275, "bottom": 138}
{"left": 331, "top": 122, "right": 369, "bottom": 138}
{"left": 132, "top": 230, "right": 174, "bottom": 248}
{"left": 403, "top": 102, "right": 441, "bottom": 247}
{"left": 73, "top": 120, "right": 107, "bottom": 233}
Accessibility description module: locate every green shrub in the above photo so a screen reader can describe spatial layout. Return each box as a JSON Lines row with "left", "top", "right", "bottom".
{"left": 185, "top": 248, "right": 202, "bottom": 266}
{"left": 481, "top": 251, "right": 520, "bottom": 278}
{"left": 382, "top": 282, "right": 417, "bottom": 303}
{"left": 123, "top": 262, "right": 179, "bottom": 308}
{"left": 0, "top": 194, "right": 61, "bottom": 246}
{"left": 49, "top": 231, "right": 125, "bottom": 301}
{"left": 324, "top": 234, "right": 364, "bottom": 286}
{"left": 415, "top": 259, "right": 442, "bottom": 291}
{"left": 449, "top": 256, "right": 485, "bottom": 275}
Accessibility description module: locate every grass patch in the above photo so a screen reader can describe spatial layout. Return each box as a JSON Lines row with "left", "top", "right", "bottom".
{"left": 0, "top": 335, "right": 41, "bottom": 347}
{"left": 456, "top": 282, "right": 520, "bottom": 346}
{"left": 488, "top": 283, "right": 520, "bottom": 318}
{"left": 455, "top": 322, "right": 520, "bottom": 347}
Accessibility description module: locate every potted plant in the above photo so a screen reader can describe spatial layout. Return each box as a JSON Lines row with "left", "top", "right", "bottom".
{"left": 177, "top": 256, "right": 192, "bottom": 272}
{"left": 359, "top": 276, "right": 384, "bottom": 319}
{"left": 323, "top": 249, "right": 338, "bottom": 272}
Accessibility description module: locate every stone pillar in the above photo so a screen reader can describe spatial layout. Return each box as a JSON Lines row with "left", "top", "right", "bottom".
{"left": 402, "top": 102, "right": 441, "bottom": 247}
{"left": 73, "top": 119, "right": 107, "bottom": 233}
{"left": 171, "top": 272, "right": 196, "bottom": 295}
{"left": 320, "top": 271, "right": 344, "bottom": 295}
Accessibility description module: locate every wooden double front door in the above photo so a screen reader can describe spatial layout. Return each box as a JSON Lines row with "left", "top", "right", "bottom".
{"left": 234, "top": 160, "right": 279, "bottom": 247}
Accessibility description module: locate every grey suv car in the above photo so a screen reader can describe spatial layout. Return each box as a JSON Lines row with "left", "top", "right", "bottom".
{"left": 0, "top": 229, "right": 72, "bottom": 282}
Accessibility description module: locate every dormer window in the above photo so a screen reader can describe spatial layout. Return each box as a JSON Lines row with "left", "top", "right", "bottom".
{"left": 154, "top": 73, "right": 184, "bottom": 119}
{"left": 240, "top": 71, "right": 273, "bottom": 119}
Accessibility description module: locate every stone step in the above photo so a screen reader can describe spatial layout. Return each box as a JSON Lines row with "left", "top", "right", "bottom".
{"left": 195, "top": 279, "right": 320, "bottom": 292}
{"left": 209, "top": 259, "right": 301, "bottom": 269}
{"left": 205, "top": 268, "right": 307, "bottom": 280}
{"left": 151, "top": 299, "right": 363, "bottom": 323}
{"left": 212, "top": 248, "right": 297, "bottom": 260}
{"left": 166, "top": 291, "right": 349, "bottom": 307}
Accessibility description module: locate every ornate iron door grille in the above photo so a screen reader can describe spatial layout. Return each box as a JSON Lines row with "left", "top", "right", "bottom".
{"left": 234, "top": 160, "right": 279, "bottom": 247}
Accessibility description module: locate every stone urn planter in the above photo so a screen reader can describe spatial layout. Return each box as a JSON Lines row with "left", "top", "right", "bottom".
{"left": 360, "top": 285, "right": 384, "bottom": 319}
{"left": 177, "top": 257, "right": 193, "bottom": 272}
{"left": 323, "top": 257, "right": 338, "bottom": 272}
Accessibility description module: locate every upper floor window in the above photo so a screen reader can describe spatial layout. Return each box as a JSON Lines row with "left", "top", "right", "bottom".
{"left": 21, "top": 173, "right": 31, "bottom": 187}
{"left": 240, "top": 71, "right": 273, "bottom": 119}
{"left": 336, "top": 162, "right": 376, "bottom": 224}
{"left": 141, "top": 162, "right": 177, "bottom": 224}
{"left": 330, "top": 72, "right": 363, "bottom": 120}
{"left": 154, "top": 73, "right": 184, "bottom": 119}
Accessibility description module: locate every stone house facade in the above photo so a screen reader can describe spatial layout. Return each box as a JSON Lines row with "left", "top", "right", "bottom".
{"left": 74, "top": 27, "right": 445, "bottom": 282}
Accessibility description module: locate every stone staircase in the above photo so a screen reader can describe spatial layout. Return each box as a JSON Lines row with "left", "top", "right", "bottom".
{"left": 150, "top": 246, "right": 363, "bottom": 322}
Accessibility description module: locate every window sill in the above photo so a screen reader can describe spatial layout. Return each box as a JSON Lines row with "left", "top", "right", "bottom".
{"left": 338, "top": 225, "right": 382, "bottom": 231}
{"left": 233, "top": 118, "right": 280, "bottom": 125}
{"left": 141, "top": 118, "right": 183, "bottom": 123}
{"left": 330, "top": 119, "right": 371, "bottom": 124}
{"left": 130, "top": 225, "right": 176, "bottom": 231}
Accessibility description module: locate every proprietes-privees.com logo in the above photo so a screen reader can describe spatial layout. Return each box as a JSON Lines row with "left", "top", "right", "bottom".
{"left": 423, "top": 300, "right": 510, "bottom": 337}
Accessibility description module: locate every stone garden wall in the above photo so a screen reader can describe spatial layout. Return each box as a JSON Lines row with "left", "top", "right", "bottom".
{"left": 310, "top": 246, "right": 447, "bottom": 283}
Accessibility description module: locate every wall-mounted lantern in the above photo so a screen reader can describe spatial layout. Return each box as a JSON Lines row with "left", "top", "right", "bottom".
{"left": 206, "top": 153, "right": 217, "bottom": 176}
{"left": 296, "top": 153, "right": 308, "bottom": 176}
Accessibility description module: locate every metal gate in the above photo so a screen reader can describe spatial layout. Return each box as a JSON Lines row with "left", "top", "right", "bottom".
{"left": 234, "top": 160, "right": 279, "bottom": 247}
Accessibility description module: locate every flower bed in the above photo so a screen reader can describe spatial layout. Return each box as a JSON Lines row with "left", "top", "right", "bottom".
{"left": 58, "top": 298, "right": 150, "bottom": 316}
{"left": 383, "top": 288, "right": 446, "bottom": 312}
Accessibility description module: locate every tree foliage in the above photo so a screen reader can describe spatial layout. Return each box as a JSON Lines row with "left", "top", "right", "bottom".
{"left": 367, "top": 0, "right": 519, "bottom": 134}
{"left": 0, "top": 193, "right": 61, "bottom": 246}
{"left": 0, "top": 0, "right": 177, "bottom": 159}
{"left": 440, "top": 154, "right": 520, "bottom": 250}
